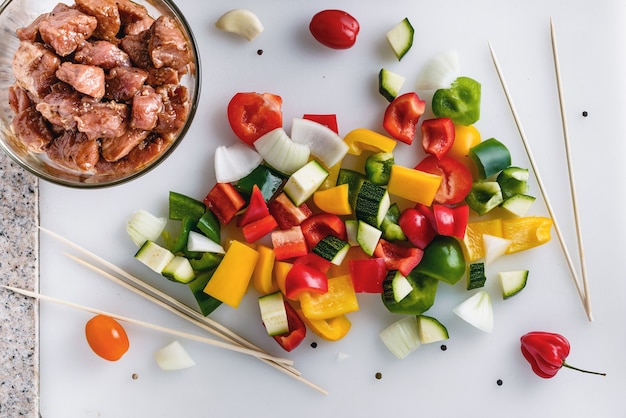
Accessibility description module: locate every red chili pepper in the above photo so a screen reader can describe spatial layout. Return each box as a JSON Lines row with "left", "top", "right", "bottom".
{"left": 520, "top": 331, "right": 606, "bottom": 379}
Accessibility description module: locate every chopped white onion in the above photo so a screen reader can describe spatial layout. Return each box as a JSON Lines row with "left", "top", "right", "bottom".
{"left": 415, "top": 50, "right": 461, "bottom": 91}
{"left": 453, "top": 291, "right": 494, "bottom": 333}
{"left": 214, "top": 142, "right": 263, "bottom": 183}
{"left": 379, "top": 316, "right": 421, "bottom": 359}
{"left": 126, "top": 209, "right": 167, "bottom": 247}
{"left": 154, "top": 340, "right": 196, "bottom": 371}
{"left": 187, "top": 230, "right": 225, "bottom": 254}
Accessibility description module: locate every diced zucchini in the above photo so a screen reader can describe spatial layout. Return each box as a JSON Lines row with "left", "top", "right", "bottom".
{"left": 390, "top": 271, "right": 413, "bottom": 302}
{"left": 365, "top": 152, "right": 394, "bottom": 186}
{"left": 499, "top": 270, "right": 529, "bottom": 299}
{"left": 355, "top": 181, "right": 391, "bottom": 228}
{"left": 467, "top": 262, "right": 486, "bottom": 290}
{"left": 162, "top": 256, "right": 196, "bottom": 284}
{"left": 345, "top": 219, "right": 359, "bottom": 246}
{"left": 379, "top": 68, "right": 406, "bottom": 102}
{"left": 258, "top": 291, "right": 289, "bottom": 336}
{"left": 336, "top": 168, "right": 365, "bottom": 209}
{"left": 385, "top": 17, "right": 414, "bottom": 61}
{"left": 380, "top": 203, "right": 406, "bottom": 241}
{"left": 500, "top": 194, "right": 536, "bottom": 217}
{"left": 312, "top": 235, "right": 350, "bottom": 266}
{"left": 417, "top": 315, "right": 449, "bottom": 344}
{"left": 126, "top": 209, "right": 167, "bottom": 247}
{"left": 379, "top": 315, "right": 421, "bottom": 359}
{"left": 283, "top": 160, "right": 329, "bottom": 206}
{"left": 135, "top": 240, "right": 175, "bottom": 274}
{"left": 356, "top": 220, "right": 382, "bottom": 256}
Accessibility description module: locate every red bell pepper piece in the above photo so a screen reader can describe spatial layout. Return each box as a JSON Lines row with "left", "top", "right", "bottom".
{"left": 293, "top": 253, "right": 332, "bottom": 274}
{"left": 237, "top": 184, "right": 270, "bottom": 227}
{"left": 421, "top": 117, "right": 455, "bottom": 159}
{"left": 204, "top": 183, "right": 246, "bottom": 224}
{"left": 520, "top": 331, "right": 605, "bottom": 379}
{"left": 373, "top": 239, "right": 423, "bottom": 276}
{"left": 433, "top": 204, "right": 469, "bottom": 239}
{"left": 398, "top": 207, "right": 437, "bottom": 249}
{"left": 349, "top": 258, "right": 386, "bottom": 293}
{"left": 273, "top": 302, "right": 306, "bottom": 352}
{"left": 300, "top": 213, "right": 347, "bottom": 249}
{"left": 242, "top": 214, "right": 278, "bottom": 243}
{"left": 268, "top": 192, "right": 313, "bottom": 230}
{"left": 415, "top": 155, "right": 473, "bottom": 205}
{"left": 382, "top": 92, "right": 426, "bottom": 145}
{"left": 271, "top": 226, "right": 308, "bottom": 260}
{"left": 303, "top": 114, "right": 338, "bottom": 134}
{"left": 284, "top": 263, "right": 328, "bottom": 300}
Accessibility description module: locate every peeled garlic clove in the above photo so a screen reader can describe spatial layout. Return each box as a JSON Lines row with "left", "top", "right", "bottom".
{"left": 215, "top": 9, "right": 264, "bottom": 41}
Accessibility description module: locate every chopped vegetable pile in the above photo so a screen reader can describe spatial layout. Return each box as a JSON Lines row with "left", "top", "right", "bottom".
{"left": 122, "top": 11, "right": 556, "bottom": 361}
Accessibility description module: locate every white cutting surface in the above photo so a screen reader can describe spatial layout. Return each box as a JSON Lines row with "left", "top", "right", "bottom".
{"left": 39, "top": 0, "right": 626, "bottom": 416}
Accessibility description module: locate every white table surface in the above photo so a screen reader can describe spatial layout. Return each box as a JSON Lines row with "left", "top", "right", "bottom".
{"left": 39, "top": 0, "right": 626, "bottom": 416}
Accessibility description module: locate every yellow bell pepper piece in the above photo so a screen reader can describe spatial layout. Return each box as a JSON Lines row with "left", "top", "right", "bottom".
{"left": 344, "top": 128, "right": 397, "bottom": 156}
{"left": 387, "top": 165, "right": 442, "bottom": 206}
{"left": 320, "top": 161, "right": 342, "bottom": 190}
{"left": 204, "top": 240, "right": 259, "bottom": 308}
{"left": 299, "top": 274, "right": 359, "bottom": 320}
{"left": 252, "top": 245, "right": 278, "bottom": 295}
{"left": 273, "top": 260, "right": 293, "bottom": 295}
{"left": 313, "top": 183, "right": 352, "bottom": 215}
{"left": 502, "top": 216, "right": 553, "bottom": 254}
{"left": 449, "top": 124, "right": 481, "bottom": 175}
{"left": 463, "top": 218, "right": 504, "bottom": 262}
{"left": 296, "top": 309, "right": 352, "bottom": 341}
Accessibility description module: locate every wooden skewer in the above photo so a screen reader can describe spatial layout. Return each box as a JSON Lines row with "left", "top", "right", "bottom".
{"left": 2, "top": 284, "right": 292, "bottom": 365}
{"left": 549, "top": 17, "right": 592, "bottom": 318}
{"left": 39, "top": 226, "right": 329, "bottom": 395}
{"left": 487, "top": 41, "right": 593, "bottom": 321}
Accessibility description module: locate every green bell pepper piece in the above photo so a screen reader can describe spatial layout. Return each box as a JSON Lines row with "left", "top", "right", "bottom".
{"left": 170, "top": 217, "right": 196, "bottom": 254}
{"left": 236, "top": 164, "right": 285, "bottom": 202}
{"left": 189, "top": 252, "right": 224, "bottom": 271}
{"left": 169, "top": 191, "right": 206, "bottom": 221}
{"left": 382, "top": 270, "right": 439, "bottom": 315}
{"left": 380, "top": 203, "right": 406, "bottom": 241}
{"left": 196, "top": 210, "right": 221, "bottom": 244}
{"left": 188, "top": 269, "right": 222, "bottom": 316}
{"left": 497, "top": 166, "right": 529, "bottom": 199}
{"left": 469, "top": 137, "right": 511, "bottom": 179}
{"left": 413, "top": 235, "right": 466, "bottom": 285}
{"left": 336, "top": 168, "right": 366, "bottom": 209}
{"left": 466, "top": 181, "right": 503, "bottom": 216}
{"left": 365, "top": 152, "right": 394, "bottom": 186}
{"left": 432, "top": 76, "right": 481, "bottom": 126}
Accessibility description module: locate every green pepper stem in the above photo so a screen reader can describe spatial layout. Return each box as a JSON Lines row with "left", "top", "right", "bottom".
{"left": 562, "top": 362, "right": 606, "bottom": 376}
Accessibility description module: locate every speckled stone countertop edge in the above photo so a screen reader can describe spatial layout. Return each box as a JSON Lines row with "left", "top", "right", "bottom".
{"left": 0, "top": 152, "right": 39, "bottom": 418}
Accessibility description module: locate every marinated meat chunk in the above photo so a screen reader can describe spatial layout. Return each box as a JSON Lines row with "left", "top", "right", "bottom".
{"left": 105, "top": 66, "right": 148, "bottom": 102}
{"left": 36, "top": 89, "right": 82, "bottom": 130}
{"left": 16, "top": 12, "right": 50, "bottom": 42}
{"left": 75, "top": 0, "right": 121, "bottom": 42}
{"left": 148, "top": 16, "right": 190, "bottom": 70}
{"left": 12, "top": 41, "right": 61, "bottom": 99}
{"left": 96, "top": 133, "right": 171, "bottom": 174}
{"left": 119, "top": 30, "right": 151, "bottom": 69}
{"left": 74, "top": 40, "right": 131, "bottom": 69}
{"left": 56, "top": 62, "right": 106, "bottom": 99}
{"left": 116, "top": 0, "right": 149, "bottom": 23}
{"left": 9, "top": 84, "right": 33, "bottom": 114}
{"left": 124, "top": 16, "right": 155, "bottom": 36}
{"left": 146, "top": 67, "right": 179, "bottom": 87}
{"left": 154, "top": 84, "right": 189, "bottom": 136}
{"left": 101, "top": 128, "right": 149, "bottom": 162}
{"left": 47, "top": 130, "right": 99, "bottom": 171}
{"left": 38, "top": 6, "right": 98, "bottom": 56}
{"left": 11, "top": 107, "right": 54, "bottom": 152}
{"left": 130, "top": 86, "right": 162, "bottom": 130}
{"left": 74, "top": 100, "right": 128, "bottom": 139}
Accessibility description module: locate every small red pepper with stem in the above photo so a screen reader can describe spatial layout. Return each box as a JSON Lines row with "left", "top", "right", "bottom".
{"left": 520, "top": 331, "right": 606, "bottom": 379}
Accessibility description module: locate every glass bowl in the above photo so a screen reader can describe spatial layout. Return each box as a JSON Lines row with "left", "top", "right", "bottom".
{"left": 0, "top": 0, "right": 200, "bottom": 187}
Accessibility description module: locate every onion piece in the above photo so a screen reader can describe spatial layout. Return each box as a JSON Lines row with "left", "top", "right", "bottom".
{"left": 126, "top": 209, "right": 167, "bottom": 247}
{"left": 254, "top": 128, "right": 310, "bottom": 175}
{"left": 379, "top": 315, "right": 421, "bottom": 359}
{"left": 483, "top": 234, "right": 512, "bottom": 265}
{"left": 214, "top": 142, "right": 263, "bottom": 183}
{"left": 290, "top": 118, "right": 348, "bottom": 168}
{"left": 453, "top": 290, "right": 494, "bottom": 333}
{"left": 415, "top": 50, "right": 461, "bottom": 91}
{"left": 154, "top": 340, "right": 196, "bottom": 371}
{"left": 187, "top": 230, "right": 225, "bottom": 254}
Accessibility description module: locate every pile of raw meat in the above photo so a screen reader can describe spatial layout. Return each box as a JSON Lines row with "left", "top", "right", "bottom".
{"left": 10, "top": 0, "right": 192, "bottom": 174}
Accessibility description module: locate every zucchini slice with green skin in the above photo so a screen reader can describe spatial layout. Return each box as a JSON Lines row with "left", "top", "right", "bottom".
{"left": 385, "top": 17, "right": 414, "bottom": 61}
{"left": 162, "top": 256, "right": 196, "bottom": 284}
{"left": 379, "top": 68, "right": 406, "bottom": 102}
{"left": 417, "top": 315, "right": 449, "bottom": 344}
{"left": 500, "top": 194, "right": 536, "bottom": 217}
{"left": 337, "top": 168, "right": 366, "bottom": 209}
{"left": 499, "top": 270, "right": 529, "bottom": 299}
{"left": 135, "top": 240, "right": 175, "bottom": 273}
{"left": 258, "top": 291, "right": 289, "bottom": 336}
{"left": 467, "top": 262, "right": 486, "bottom": 290}
{"left": 283, "top": 160, "right": 329, "bottom": 206}
{"left": 312, "top": 235, "right": 350, "bottom": 266}
{"left": 356, "top": 220, "right": 382, "bottom": 256}
{"left": 355, "top": 181, "right": 391, "bottom": 227}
